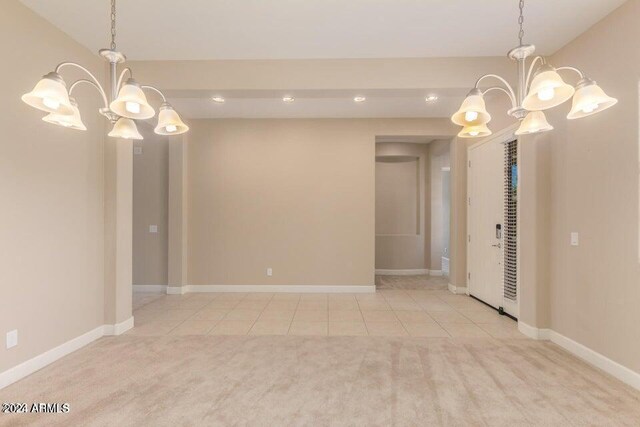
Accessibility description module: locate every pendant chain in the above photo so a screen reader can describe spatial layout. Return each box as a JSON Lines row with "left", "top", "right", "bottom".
{"left": 518, "top": 0, "right": 525, "bottom": 45}
{"left": 110, "top": 0, "right": 117, "bottom": 50}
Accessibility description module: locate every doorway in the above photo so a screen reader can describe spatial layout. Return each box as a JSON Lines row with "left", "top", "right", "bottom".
{"left": 374, "top": 138, "right": 452, "bottom": 290}
{"left": 467, "top": 137, "right": 518, "bottom": 318}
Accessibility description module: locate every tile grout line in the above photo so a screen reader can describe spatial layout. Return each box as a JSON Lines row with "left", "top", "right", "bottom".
{"left": 163, "top": 297, "right": 210, "bottom": 335}
{"left": 246, "top": 293, "right": 276, "bottom": 335}
{"left": 284, "top": 294, "right": 301, "bottom": 335}
{"left": 354, "top": 294, "right": 370, "bottom": 336}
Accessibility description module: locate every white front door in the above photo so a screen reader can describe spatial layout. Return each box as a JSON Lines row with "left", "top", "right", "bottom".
{"left": 468, "top": 139, "right": 504, "bottom": 311}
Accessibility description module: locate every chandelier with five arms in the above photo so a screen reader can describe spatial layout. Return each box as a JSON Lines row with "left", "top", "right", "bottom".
{"left": 452, "top": 0, "right": 617, "bottom": 138}
{"left": 21, "top": 0, "right": 189, "bottom": 140}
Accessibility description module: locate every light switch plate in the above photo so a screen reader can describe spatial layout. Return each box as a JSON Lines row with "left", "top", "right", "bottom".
{"left": 6, "top": 330, "right": 17, "bottom": 349}
{"left": 134, "top": 146, "right": 143, "bottom": 155}
{"left": 149, "top": 225, "right": 158, "bottom": 233}
{"left": 571, "top": 232, "right": 579, "bottom": 246}
{"left": 267, "top": 268, "right": 273, "bottom": 277}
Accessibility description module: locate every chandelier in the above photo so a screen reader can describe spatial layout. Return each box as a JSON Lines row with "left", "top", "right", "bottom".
{"left": 452, "top": 0, "right": 617, "bottom": 138}
{"left": 21, "top": 0, "right": 189, "bottom": 139}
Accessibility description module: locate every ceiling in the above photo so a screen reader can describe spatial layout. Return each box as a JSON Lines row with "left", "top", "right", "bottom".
{"left": 21, "top": 0, "right": 625, "bottom": 60}
{"left": 163, "top": 89, "right": 465, "bottom": 119}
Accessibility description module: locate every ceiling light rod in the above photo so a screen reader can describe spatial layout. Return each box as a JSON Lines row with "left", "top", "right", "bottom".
{"left": 452, "top": 0, "right": 616, "bottom": 138}
{"left": 21, "top": 0, "right": 189, "bottom": 139}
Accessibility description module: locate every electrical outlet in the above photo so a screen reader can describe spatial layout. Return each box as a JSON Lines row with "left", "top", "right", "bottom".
{"left": 133, "top": 146, "right": 143, "bottom": 155}
{"left": 570, "top": 232, "right": 579, "bottom": 246}
{"left": 149, "top": 225, "right": 158, "bottom": 233}
{"left": 266, "top": 268, "right": 273, "bottom": 277}
{"left": 6, "top": 330, "right": 17, "bottom": 349}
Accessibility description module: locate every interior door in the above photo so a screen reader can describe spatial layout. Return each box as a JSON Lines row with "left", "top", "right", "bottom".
{"left": 468, "top": 139, "right": 504, "bottom": 311}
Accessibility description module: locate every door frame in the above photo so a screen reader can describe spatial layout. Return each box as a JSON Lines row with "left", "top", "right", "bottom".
{"left": 466, "top": 123, "right": 520, "bottom": 317}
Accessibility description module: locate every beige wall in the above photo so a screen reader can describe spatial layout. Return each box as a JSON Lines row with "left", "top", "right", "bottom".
{"left": 0, "top": 1, "right": 106, "bottom": 371}
{"left": 184, "top": 119, "right": 456, "bottom": 286}
{"left": 128, "top": 57, "right": 514, "bottom": 92}
{"left": 103, "top": 137, "right": 133, "bottom": 325}
{"left": 133, "top": 126, "right": 169, "bottom": 286}
{"left": 375, "top": 159, "right": 419, "bottom": 236}
{"left": 372, "top": 139, "right": 451, "bottom": 273}
{"left": 168, "top": 135, "right": 189, "bottom": 288}
{"left": 448, "top": 137, "right": 471, "bottom": 288}
{"left": 429, "top": 140, "right": 451, "bottom": 271}
{"left": 544, "top": 0, "right": 640, "bottom": 373}
{"left": 375, "top": 143, "right": 429, "bottom": 270}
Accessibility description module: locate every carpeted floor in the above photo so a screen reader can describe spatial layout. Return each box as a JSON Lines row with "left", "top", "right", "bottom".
{"left": 1, "top": 335, "right": 640, "bottom": 426}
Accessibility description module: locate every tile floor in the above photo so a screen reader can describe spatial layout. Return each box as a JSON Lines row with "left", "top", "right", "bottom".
{"left": 130, "top": 287, "right": 523, "bottom": 338}
{"left": 375, "top": 273, "right": 449, "bottom": 290}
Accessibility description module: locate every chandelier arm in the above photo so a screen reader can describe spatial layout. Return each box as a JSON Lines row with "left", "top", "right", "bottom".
{"left": 524, "top": 56, "right": 545, "bottom": 90}
{"left": 54, "top": 62, "right": 109, "bottom": 107}
{"left": 482, "top": 86, "right": 517, "bottom": 109}
{"left": 68, "top": 79, "right": 109, "bottom": 108}
{"left": 115, "top": 67, "right": 133, "bottom": 94}
{"left": 556, "top": 66, "right": 585, "bottom": 80}
{"left": 141, "top": 85, "right": 168, "bottom": 103}
{"left": 475, "top": 74, "right": 517, "bottom": 105}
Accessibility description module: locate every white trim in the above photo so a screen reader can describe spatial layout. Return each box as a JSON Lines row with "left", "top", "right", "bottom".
{"left": 430, "top": 270, "right": 443, "bottom": 277}
{"left": 447, "top": 283, "right": 468, "bottom": 295}
{"left": 549, "top": 330, "right": 640, "bottom": 391}
{"left": 517, "top": 321, "right": 550, "bottom": 340}
{"left": 133, "top": 284, "right": 166, "bottom": 292}
{"left": 375, "top": 269, "right": 429, "bottom": 276}
{"left": 166, "top": 286, "right": 188, "bottom": 295}
{"left": 103, "top": 316, "right": 134, "bottom": 336}
{"left": 0, "top": 326, "right": 104, "bottom": 390}
{"left": 441, "top": 257, "right": 450, "bottom": 276}
{"left": 187, "top": 284, "right": 375, "bottom": 294}
{"left": 0, "top": 317, "right": 136, "bottom": 390}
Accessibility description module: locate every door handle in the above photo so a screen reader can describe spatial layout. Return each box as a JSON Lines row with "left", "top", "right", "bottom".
{"left": 491, "top": 243, "right": 501, "bottom": 248}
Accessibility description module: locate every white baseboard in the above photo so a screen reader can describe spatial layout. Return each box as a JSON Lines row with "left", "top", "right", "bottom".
{"left": 188, "top": 284, "right": 375, "bottom": 294}
{"left": 441, "top": 257, "right": 450, "bottom": 276}
{"left": 0, "top": 317, "right": 138, "bottom": 390}
{"left": 103, "top": 316, "right": 134, "bottom": 336}
{"left": 548, "top": 330, "right": 640, "bottom": 391}
{"left": 447, "top": 283, "right": 468, "bottom": 294}
{"left": 375, "top": 269, "right": 429, "bottom": 276}
{"left": 430, "top": 270, "right": 443, "bottom": 277}
{"left": 166, "top": 286, "right": 188, "bottom": 295}
{"left": 518, "top": 321, "right": 551, "bottom": 340}
{"left": 0, "top": 325, "right": 104, "bottom": 390}
{"left": 133, "top": 284, "right": 167, "bottom": 293}
{"left": 516, "top": 323, "right": 640, "bottom": 391}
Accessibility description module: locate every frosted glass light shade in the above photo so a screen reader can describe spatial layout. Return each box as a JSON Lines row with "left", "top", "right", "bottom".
{"left": 42, "top": 97, "right": 86, "bottom": 131}
{"left": 22, "top": 72, "right": 74, "bottom": 115}
{"left": 523, "top": 65, "right": 575, "bottom": 111}
{"left": 108, "top": 118, "right": 143, "bottom": 140}
{"left": 451, "top": 89, "right": 491, "bottom": 126}
{"left": 458, "top": 123, "right": 492, "bottom": 138}
{"left": 515, "top": 111, "right": 553, "bottom": 136}
{"left": 154, "top": 103, "right": 189, "bottom": 135}
{"left": 109, "top": 79, "right": 155, "bottom": 120}
{"left": 567, "top": 78, "right": 618, "bottom": 120}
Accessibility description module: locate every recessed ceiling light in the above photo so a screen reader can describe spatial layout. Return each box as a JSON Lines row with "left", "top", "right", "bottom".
{"left": 425, "top": 95, "right": 439, "bottom": 102}
{"left": 354, "top": 96, "right": 366, "bottom": 103}
{"left": 212, "top": 96, "right": 225, "bottom": 103}
{"left": 282, "top": 96, "right": 295, "bottom": 103}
